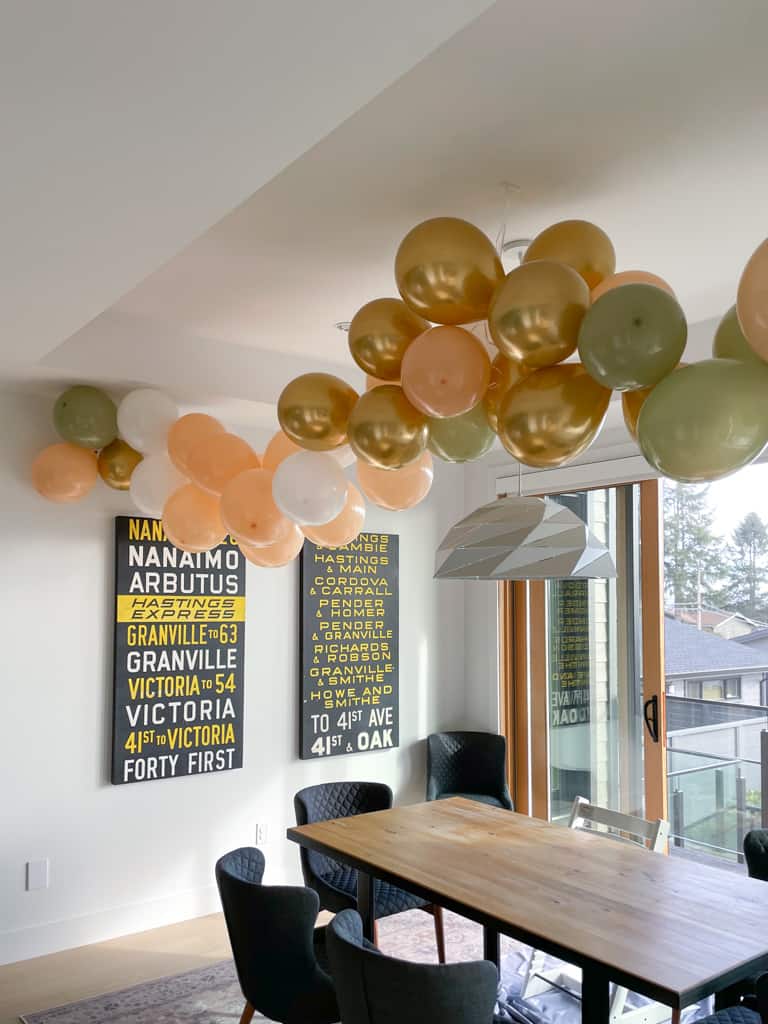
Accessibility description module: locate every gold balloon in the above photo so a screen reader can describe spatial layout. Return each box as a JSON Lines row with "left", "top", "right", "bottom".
{"left": 524, "top": 220, "right": 616, "bottom": 289}
{"left": 277, "top": 373, "right": 359, "bottom": 451}
{"left": 98, "top": 438, "right": 143, "bottom": 490}
{"left": 488, "top": 261, "right": 590, "bottom": 368}
{"left": 348, "top": 298, "right": 428, "bottom": 380}
{"left": 483, "top": 354, "right": 529, "bottom": 433}
{"left": 498, "top": 363, "right": 611, "bottom": 468}
{"left": 347, "top": 384, "right": 429, "bottom": 469}
{"left": 395, "top": 217, "right": 504, "bottom": 325}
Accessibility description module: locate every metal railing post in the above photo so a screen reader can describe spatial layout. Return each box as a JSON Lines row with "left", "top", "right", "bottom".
{"left": 715, "top": 768, "right": 725, "bottom": 811}
{"left": 672, "top": 787, "right": 685, "bottom": 848}
{"left": 737, "top": 773, "right": 747, "bottom": 864}
{"left": 761, "top": 730, "right": 768, "bottom": 829}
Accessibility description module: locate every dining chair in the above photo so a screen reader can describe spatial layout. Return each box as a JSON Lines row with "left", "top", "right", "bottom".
{"left": 522, "top": 796, "right": 670, "bottom": 1024}
{"left": 327, "top": 908, "right": 498, "bottom": 1024}
{"left": 744, "top": 830, "right": 768, "bottom": 882}
{"left": 294, "top": 780, "right": 446, "bottom": 962}
{"left": 696, "top": 972, "right": 768, "bottom": 1024}
{"left": 215, "top": 846, "right": 339, "bottom": 1024}
{"left": 426, "top": 731, "right": 514, "bottom": 809}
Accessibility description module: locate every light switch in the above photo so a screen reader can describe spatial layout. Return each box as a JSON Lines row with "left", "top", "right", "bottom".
{"left": 26, "top": 859, "right": 49, "bottom": 890}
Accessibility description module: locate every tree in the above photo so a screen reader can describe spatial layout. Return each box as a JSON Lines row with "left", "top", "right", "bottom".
{"left": 663, "top": 481, "right": 727, "bottom": 608}
{"left": 721, "top": 512, "right": 768, "bottom": 621}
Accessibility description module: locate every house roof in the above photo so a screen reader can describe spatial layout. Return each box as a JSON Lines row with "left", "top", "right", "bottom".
{"left": 673, "top": 607, "right": 763, "bottom": 630}
{"left": 664, "top": 614, "right": 768, "bottom": 678}
{"left": 737, "top": 627, "right": 768, "bottom": 645}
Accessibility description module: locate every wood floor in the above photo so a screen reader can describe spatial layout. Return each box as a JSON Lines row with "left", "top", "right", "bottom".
{"left": 0, "top": 913, "right": 232, "bottom": 1024}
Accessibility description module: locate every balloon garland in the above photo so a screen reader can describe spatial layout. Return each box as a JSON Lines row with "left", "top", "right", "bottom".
{"left": 30, "top": 217, "right": 768, "bottom": 565}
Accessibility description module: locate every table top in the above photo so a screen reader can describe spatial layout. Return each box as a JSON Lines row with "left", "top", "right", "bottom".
{"left": 287, "top": 797, "right": 768, "bottom": 1006}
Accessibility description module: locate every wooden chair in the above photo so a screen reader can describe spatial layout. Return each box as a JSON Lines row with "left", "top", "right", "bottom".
{"left": 522, "top": 797, "right": 670, "bottom": 1024}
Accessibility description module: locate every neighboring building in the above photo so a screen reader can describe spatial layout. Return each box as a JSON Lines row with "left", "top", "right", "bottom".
{"left": 736, "top": 627, "right": 768, "bottom": 658}
{"left": 672, "top": 605, "right": 765, "bottom": 640}
{"left": 664, "top": 614, "right": 768, "bottom": 706}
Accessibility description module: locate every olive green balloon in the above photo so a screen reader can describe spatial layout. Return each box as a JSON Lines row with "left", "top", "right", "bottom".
{"left": 637, "top": 359, "right": 768, "bottom": 482}
{"left": 713, "top": 305, "right": 768, "bottom": 366}
{"left": 53, "top": 385, "right": 118, "bottom": 448}
{"left": 578, "top": 284, "right": 687, "bottom": 391}
{"left": 427, "top": 402, "right": 496, "bottom": 463}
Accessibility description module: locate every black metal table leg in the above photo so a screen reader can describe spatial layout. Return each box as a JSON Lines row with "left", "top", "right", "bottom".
{"left": 357, "top": 870, "right": 376, "bottom": 943}
{"left": 483, "top": 925, "right": 500, "bottom": 968}
{"left": 582, "top": 965, "right": 610, "bottom": 1024}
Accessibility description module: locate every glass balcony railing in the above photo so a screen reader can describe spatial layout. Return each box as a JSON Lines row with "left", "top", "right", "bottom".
{"left": 667, "top": 747, "right": 763, "bottom": 864}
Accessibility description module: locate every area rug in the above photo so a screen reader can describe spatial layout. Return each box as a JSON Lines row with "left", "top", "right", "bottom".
{"left": 19, "top": 910, "right": 710, "bottom": 1024}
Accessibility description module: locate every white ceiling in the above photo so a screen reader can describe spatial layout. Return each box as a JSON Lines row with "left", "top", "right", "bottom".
{"left": 6, "top": 0, "right": 768, "bottom": 420}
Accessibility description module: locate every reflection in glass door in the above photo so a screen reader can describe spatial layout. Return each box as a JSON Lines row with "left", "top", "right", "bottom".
{"left": 545, "top": 486, "right": 648, "bottom": 822}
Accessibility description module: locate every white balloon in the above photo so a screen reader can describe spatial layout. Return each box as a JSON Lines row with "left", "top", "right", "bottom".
{"left": 272, "top": 451, "right": 347, "bottom": 526}
{"left": 130, "top": 453, "right": 187, "bottom": 517}
{"left": 118, "top": 389, "right": 179, "bottom": 454}
{"left": 330, "top": 444, "right": 356, "bottom": 469}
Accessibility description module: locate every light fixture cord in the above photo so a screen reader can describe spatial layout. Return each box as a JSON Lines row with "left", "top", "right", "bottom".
{"left": 517, "top": 460, "right": 523, "bottom": 497}
{"left": 494, "top": 182, "right": 521, "bottom": 258}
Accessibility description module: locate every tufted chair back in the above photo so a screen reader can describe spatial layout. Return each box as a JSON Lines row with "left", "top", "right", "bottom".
{"left": 745, "top": 829, "right": 768, "bottom": 882}
{"left": 426, "top": 731, "right": 513, "bottom": 809}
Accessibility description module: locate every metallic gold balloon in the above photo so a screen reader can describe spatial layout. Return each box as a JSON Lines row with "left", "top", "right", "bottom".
{"left": 348, "top": 298, "right": 428, "bottom": 380}
{"left": 497, "top": 363, "right": 611, "bottom": 468}
{"left": 523, "top": 220, "right": 615, "bottom": 289}
{"left": 395, "top": 217, "right": 504, "bottom": 325}
{"left": 483, "top": 354, "right": 529, "bottom": 433}
{"left": 637, "top": 359, "right": 768, "bottom": 482}
{"left": 98, "top": 438, "right": 143, "bottom": 490}
{"left": 347, "top": 384, "right": 428, "bottom": 469}
{"left": 488, "top": 261, "right": 590, "bottom": 368}
{"left": 713, "top": 305, "right": 768, "bottom": 366}
{"left": 427, "top": 402, "right": 495, "bottom": 463}
{"left": 578, "top": 284, "right": 687, "bottom": 391}
{"left": 277, "top": 373, "right": 359, "bottom": 451}
{"left": 737, "top": 238, "right": 768, "bottom": 360}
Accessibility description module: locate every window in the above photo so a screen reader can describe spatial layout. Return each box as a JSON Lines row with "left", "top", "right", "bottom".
{"left": 725, "top": 677, "right": 742, "bottom": 700}
{"left": 684, "top": 680, "right": 702, "bottom": 699}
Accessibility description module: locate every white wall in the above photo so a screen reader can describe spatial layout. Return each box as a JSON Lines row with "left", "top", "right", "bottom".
{"left": 0, "top": 389, "right": 468, "bottom": 964}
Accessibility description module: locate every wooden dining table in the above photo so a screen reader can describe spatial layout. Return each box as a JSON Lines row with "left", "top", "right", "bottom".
{"left": 287, "top": 797, "right": 768, "bottom": 1024}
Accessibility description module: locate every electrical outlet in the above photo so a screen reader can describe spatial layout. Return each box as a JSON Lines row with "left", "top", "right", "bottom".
{"left": 256, "top": 823, "right": 268, "bottom": 845}
{"left": 26, "top": 859, "right": 49, "bottom": 891}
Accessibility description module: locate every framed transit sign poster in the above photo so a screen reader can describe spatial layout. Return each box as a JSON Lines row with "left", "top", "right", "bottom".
{"left": 299, "top": 532, "right": 399, "bottom": 759}
{"left": 112, "top": 516, "right": 246, "bottom": 784}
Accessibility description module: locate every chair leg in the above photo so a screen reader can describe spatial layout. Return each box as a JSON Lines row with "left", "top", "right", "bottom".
{"left": 432, "top": 905, "right": 446, "bottom": 964}
{"left": 239, "top": 1001, "right": 255, "bottom": 1024}
{"left": 373, "top": 918, "right": 379, "bottom": 947}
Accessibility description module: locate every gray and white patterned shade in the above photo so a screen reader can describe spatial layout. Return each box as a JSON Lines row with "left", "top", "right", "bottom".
{"left": 434, "top": 496, "right": 616, "bottom": 580}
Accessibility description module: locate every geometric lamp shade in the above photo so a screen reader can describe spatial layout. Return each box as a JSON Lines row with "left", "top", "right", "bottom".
{"left": 434, "top": 496, "right": 617, "bottom": 581}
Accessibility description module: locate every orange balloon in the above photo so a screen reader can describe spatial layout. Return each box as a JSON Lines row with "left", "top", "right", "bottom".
{"left": 238, "top": 522, "right": 304, "bottom": 567}
{"left": 737, "top": 238, "right": 768, "bottom": 359}
{"left": 186, "top": 432, "right": 260, "bottom": 495}
{"left": 220, "top": 468, "right": 292, "bottom": 547}
{"left": 401, "top": 326, "right": 491, "bottom": 418}
{"left": 303, "top": 484, "right": 366, "bottom": 548}
{"left": 621, "top": 362, "right": 686, "bottom": 439}
{"left": 31, "top": 443, "right": 98, "bottom": 503}
{"left": 591, "top": 270, "right": 675, "bottom": 304}
{"left": 262, "top": 430, "right": 302, "bottom": 472}
{"left": 162, "top": 484, "right": 226, "bottom": 553}
{"left": 168, "top": 414, "right": 225, "bottom": 476}
{"left": 356, "top": 452, "right": 434, "bottom": 510}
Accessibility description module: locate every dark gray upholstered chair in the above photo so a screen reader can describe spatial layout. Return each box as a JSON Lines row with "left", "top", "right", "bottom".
{"left": 327, "top": 909, "right": 498, "bottom": 1024}
{"left": 745, "top": 830, "right": 768, "bottom": 882}
{"left": 697, "top": 974, "right": 768, "bottom": 1024}
{"left": 215, "top": 846, "right": 339, "bottom": 1024}
{"left": 426, "top": 731, "right": 513, "bottom": 809}
{"left": 294, "top": 781, "right": 446, "bottom": 961}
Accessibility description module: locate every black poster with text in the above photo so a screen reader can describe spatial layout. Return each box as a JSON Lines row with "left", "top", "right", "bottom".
{"left": 299, "top": 533, "right": 398, "bottom": 759}
{"left": 112, "top": 516, "right": 245, "bottom": 784}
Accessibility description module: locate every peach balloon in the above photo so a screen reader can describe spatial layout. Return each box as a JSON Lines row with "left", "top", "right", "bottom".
{"left": 238, "top": 522, "right": 304, "bottom": 567}
{"left": 262, "top": 430, "right": 302, "bottom": 472}
{"left": 356, "top": 452, "right": 434, "bottom": 511}
{"left": 220, "top": 468, "right": 292, "bottom": 547}
{"left": 737, "top": 238, "right": 768, "bottom": 360}
{"left": 591, "top": 270, "right": 675, "bottom": 304}
{"left": 168, "top": 413, "right": 225, "bottom": 476}
{"left": 401, "top": 326, "right": 491, "bottom": 418}
{"left": 186, "top": 432, "right": 260, "bottom": 495}
{"left": 303, "top": 484, "right": 366, "bottom": 548}
{"left": 162, "top": 484, "right": 226, "bottom": 553}
{"left": 31, "top": 443, "right": 98, "bottom": 503}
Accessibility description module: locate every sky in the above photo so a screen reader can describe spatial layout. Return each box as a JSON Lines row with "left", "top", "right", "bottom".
{"left": 701, "top": 462, "right": 768, "bottom": 539}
